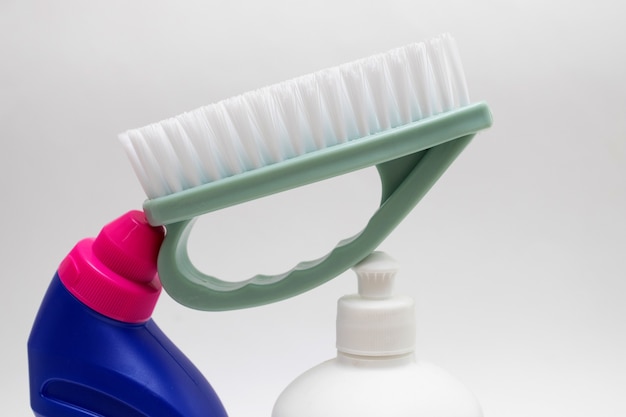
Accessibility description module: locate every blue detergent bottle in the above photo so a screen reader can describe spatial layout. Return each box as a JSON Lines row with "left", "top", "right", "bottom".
{"left": 27, "top": 210, "right": 228, "bottom": 417}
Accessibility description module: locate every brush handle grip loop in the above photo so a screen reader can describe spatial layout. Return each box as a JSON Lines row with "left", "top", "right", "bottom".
{"left": 157, "top": 133, "right": 477, "bottom": 311}
{"left": 152, "top": 103, "right": 492, "bottom": 310}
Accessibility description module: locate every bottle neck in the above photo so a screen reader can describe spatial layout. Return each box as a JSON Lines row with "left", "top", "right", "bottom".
{"left": 336, "top": 350, "right": 416, "bottom": 368}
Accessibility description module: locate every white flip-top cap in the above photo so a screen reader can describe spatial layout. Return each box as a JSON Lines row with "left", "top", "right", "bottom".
{"left": 336, "top": 252, "right": 416, "bottom": 356}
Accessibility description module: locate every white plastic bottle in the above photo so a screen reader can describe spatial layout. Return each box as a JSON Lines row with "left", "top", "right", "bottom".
{"left": 272, "top": 252, "right": 483, "bottom": 417}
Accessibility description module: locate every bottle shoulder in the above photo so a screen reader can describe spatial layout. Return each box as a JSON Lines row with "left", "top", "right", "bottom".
{"left": 273, "top": 356, "right": 482, "bottom": 417}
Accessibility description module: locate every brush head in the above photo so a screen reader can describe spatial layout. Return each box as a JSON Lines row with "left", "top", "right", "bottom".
{"left": 119, "top": 33, "right": 470, "bottom": 200}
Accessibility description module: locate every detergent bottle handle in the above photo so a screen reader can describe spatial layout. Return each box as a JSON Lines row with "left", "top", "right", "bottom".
{"left": 156, "top": 134, "right": 476, "bottom": 311}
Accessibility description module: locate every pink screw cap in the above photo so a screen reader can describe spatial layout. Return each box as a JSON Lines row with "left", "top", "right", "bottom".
{"left": 58, "top": 210, "right": 166, "bottom": 323}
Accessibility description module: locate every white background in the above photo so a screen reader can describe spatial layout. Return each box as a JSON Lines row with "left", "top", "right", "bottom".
{"left": 1, "top": 1, "right": 625, "bottom": 416}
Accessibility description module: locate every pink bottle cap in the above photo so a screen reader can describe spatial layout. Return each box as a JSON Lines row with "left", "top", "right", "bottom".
{"left": 58, "top": 211, "right": 166, "bottom": 323}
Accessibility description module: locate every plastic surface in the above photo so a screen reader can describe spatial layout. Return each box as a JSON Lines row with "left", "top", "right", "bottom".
{"left": 272, "top": 252, "right": 482, "bottom": 417}
{"left": 337, "top": 252, "right": 415, "bottom": 356}
{"left": 58, "top": 210, "right": 165, "bottom": 323}
{"left": 28, "top": 211, "right": 228, "bottom": 417}
{"left": 28, "top": 274, "right": 228, "bottom": 417}
{"left": 152, "top": 102, "right": 493, "bottom": 311}
{"left": 352, "top": 251, "right": 399, "bottom": 299}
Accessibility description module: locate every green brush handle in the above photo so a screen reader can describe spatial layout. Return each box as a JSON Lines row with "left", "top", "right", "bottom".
{"left": 150, "top": 103, "right": 492, "bottom": 311}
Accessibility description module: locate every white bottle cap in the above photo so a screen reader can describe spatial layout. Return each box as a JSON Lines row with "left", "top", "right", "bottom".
{"left": 336, "top": 252, "right": 416, "bottom": 356}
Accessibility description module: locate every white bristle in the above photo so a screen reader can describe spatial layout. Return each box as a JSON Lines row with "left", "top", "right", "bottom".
{"left": 120, "top": 33, "right": 471, "bottom": 199}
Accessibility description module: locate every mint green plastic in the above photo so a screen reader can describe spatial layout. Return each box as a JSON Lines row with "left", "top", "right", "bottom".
{"left": 148, "top": 102, "right": 492, "bottom": 310}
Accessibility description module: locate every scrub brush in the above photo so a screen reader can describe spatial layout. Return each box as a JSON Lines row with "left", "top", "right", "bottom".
{"left": 119, "top": 33, "right": 493, "bottom": 311}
